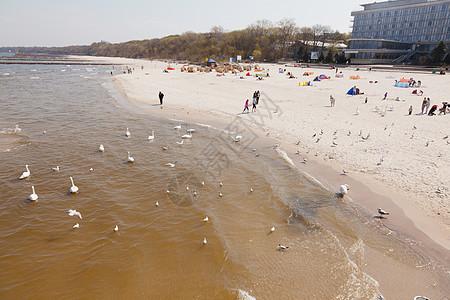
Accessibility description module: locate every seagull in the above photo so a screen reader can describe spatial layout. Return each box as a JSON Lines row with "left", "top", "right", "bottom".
{"left": 162, "top": 146, "right": 169, "bottom": 150}
{"left": 187, "top": 128, "right": 196, "bottom": 133}
{"left": 69, "top": 177, "right": 79, "bottom": 194}
{"left": 270, "top": 226, "right": 275, "bottom": 232}
{"left": 182, "top": 133, "right": 192, "bottom": 139}
{"left": 166, "top": 190, "right": 170, "bottom": 194}
{"left": 443, "top": 135, "right": 448, "bottom": 139}
{"left": 203, "top": 216, "right": 209, "bottom": 222}
{"left": 219, "top": 192, "right": 223, "bottom": 197}
{"left": 233, "top": 135, "right": 243, "bottom": 142}
{"left": 19, "top": 165, "right": 31, "bottom": 179}
{"left": 165, "top": 161, "right": 177, "bottom": 168}
{"left": 66, "top": 209, "right": 82, "bottom": 219}
{"left": 315, "top": 151, "right": 319, "bottom": 156}
{"left": 250, "top": 188, "right": 254, "bottom": 193}
{"left": 155, "top": 201, "right": 159, "bottom": 206}
{"left": 73, "top": 223, "right": 79, "bottom": 229}
{"left": 29, "top": 186, "right": 38, "bottom": 201}
{"left": 378, "top": 208, "right": 389, "bottom": 217}
{"left": 186, "top": 186, "right": 190, "bottom": 191}
{"left": 278, "top": 244, "right": 289, "bottom": 251}
{"left": 125, "top": 127, "right": 130, "bottom": 137}
{"left": 51, "top": 166, "right": 60, "bottom": 172}
{"left": 347, "top": 131, "right": 351, "bottom": 136}
{"left": 114, "top": 225, "right": 119, "bottom": 232}
{"left": 332, "top": 141, "right": 338, "bottom": 146}
{"left": 302, "top": 158, "right": 307, "bottom": 163}
{"left": 219, "top": 182, "right": 223, "bottom": 187}
{"left": 193, "top": 191, "right": 198, "bottom": 196}
{"left": 98, "top": 144, "right": 105, "bottom": 152}
{"left": 148, "top": 130, "right": 155, "bottom": 141}
{"left": 425, "top": 141, "right": 429, "bottom": 147}
{"left": 203, "top": 238, "right": 207, "bottom": 245}
{"left": 89, "top": 167, "right": 94, "bottom": 172}
{"left": 174, "top": 123, "right": 181, "bottom": 130}
{"left": 342, "top": 169, "right": 348, "bottom": 175}
{"left": 339, "top": 184, "right": 350, "bottom": 195}
{"left": 201, "top": 181, "right": 205, "bottom": 186}
{"left": 413, "top": 125, "right": 417, "bottom": 130}
{"left": 295, "top": 149, "right": 301, "bottom": 155}
{"left": 312, "top": 133, "right": 316, "bottom": 138}
{"left": 176, "top": 140, "right": 184, "bottom": 146}
{"left": 295, "top": 140, "right": 301, "bottom": 145}
{"left": 316, "top": 138, "right": 320, "bottom": 143}
{"left": 43, "top": 130, "right": 46, "bottom": 134}
{"left": 127, "top": 151, "right": 134, "bottom": 163}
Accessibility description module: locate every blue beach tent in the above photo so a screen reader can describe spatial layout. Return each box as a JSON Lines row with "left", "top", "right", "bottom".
{"left": 347, "top": 86, "right": 356, "bottom": 95}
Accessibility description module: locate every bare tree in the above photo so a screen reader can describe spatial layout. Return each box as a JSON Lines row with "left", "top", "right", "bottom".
{"left": 277, "top": 18, "right": 298, "bottom": 59}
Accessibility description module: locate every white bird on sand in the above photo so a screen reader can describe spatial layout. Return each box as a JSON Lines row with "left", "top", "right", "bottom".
{"left": 342, "top": 169, "right": 348, "bottom": 175}
{"left": 174, "top": 123, "right": 181, "bottom": 130}
{"left": 176, "top": 140, "right": 184, "bottom": 146}
{"left": 19, "top": 165, "right": 30, "bottom": 179}
{"left": 250, "top": 188, "right": 254, "bottom": 193}
{"left": 278, "top": 244, "right": 289, "bottom": 251}
{"left": 29, "top": 186, "right": 38, "bottom": 201}
{"left": 69, "top": 177, "right": 79, "bottom": 194}
{"left": 303, "top": 158, "right": 307, "bottom": 163}
{"left": 89, "top": 167, "right": 94, "bottom": 172}
{"left": 114, "top": 225, "right": 119, "bottom": 232}
{"left": 219, "top": 182, "right": 223, "bottom": 187}
{"left": 186, "top": 186, "right": 190, "bottom": 191}
{"left": 187, "top": 128, "right": 196, "bottom": 133}
{"left": 378, "top": 208, "right": 390, "bottom": 217}
{"left": 162, "top": 146, "right": 169, "bottom": 150}
{"left": 182, "top": 133, "right": 192, "bottom": 139}
{"left": 166, "top": 190, "right": 170, "bottom": 194}
{"left": 219, "top": 192, "right": 223, "bottom": 197}
{"left": 193, "top": 191, "right": 198, "bottom": 196}
{"left": 73, "top": 223, "right": 79, "bottom": 229}
{"left": 66, "top": 209, "right": 82, "bottom": 219}
{"left": 51, "top": 165, "right": 60, "bottom": 171}
{"left": 155, "top": 201, "right": 159, "bottom": 207}
{"left": 339, "top": 184, "right": 350, "bottom": 195}
{"left": 203, "top": 237, "right": 207, "bottom": 245}
{"left": 98, "top": 144, "right": 105, "bottom": 152}
{"left": 233, "top": 135, "right": 243, "bottom": 142}
{"left": 125, "top": 127, "right": 130, "bottom": 137}
{"left": 148, "top": 130, "right": 155, "bottom": 140}
{"left": 270, "top": 226, "right": 276, "bottom": 232}
{"left": 203, "top": 216, "right": 209, "bottom": 222}
{"left": 201, "top": 181, "right": 205, "bottom": 186}
{"left": 165, "top": 161, "right": 177, "bottom": 168}
{"left": 127, "top": 151, "right": 134, "bottom": 163}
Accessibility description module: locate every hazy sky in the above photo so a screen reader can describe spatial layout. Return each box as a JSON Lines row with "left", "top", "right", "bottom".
{"left": 1, "top": 0, "right": 363, "bottom": 47}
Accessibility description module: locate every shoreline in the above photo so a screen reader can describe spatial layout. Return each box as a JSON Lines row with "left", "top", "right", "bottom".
{"left": 112, "top": 74, "right": 450, "bottom": 263}
{"left": 82, "top": 56, "right": 448, "bottom": 257}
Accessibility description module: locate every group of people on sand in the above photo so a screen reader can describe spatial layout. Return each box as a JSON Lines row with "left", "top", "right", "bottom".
{"left": 243, "top": 90, "right": 261, "bottom": 113}
{"left": 419, "top": 97, "right": 448, "bottom": 116}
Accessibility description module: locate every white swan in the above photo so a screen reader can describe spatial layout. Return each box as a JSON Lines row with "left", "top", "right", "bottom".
{"left": 19, "top": 165, "right": 30, "bottom": 179}
{"left": 339, "top": 184, "right": 350, "bottom": 195}
{"left": 148, "top": 130, "right": 155, "bottom": 140}
{"left": 69, "top": 177, "right": 79, "bottom": 194}
{"left": 98, "top": 144, "right": 105, "bottom": 152}
{"left": 203, "top": 216, "right": 209, "bottom": 222}
{"left": 51, "top": 166, "right": 60, "bottom": 171}
{"left": 182, "top": 133, "right": 192, "bottom": 139}
{"left": 29, "top": 186, "right": 38, "bottom": 201}
{"left": 125, "top": 127, "right": 130, "bottom": 137}
{"left": 174, "top": 124, "right": 181, "bottom": 130}
{"left": 127, "top": 151, "right": 134, "bottom": 163}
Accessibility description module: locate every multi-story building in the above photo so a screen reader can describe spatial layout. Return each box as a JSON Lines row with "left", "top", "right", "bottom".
{"left": 346, "top": 0, "right": 450, "bottom": 64}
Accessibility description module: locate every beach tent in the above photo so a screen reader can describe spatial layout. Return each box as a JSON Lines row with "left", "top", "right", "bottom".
{"left": 395, "top": 81, "right": 409, "bottom": 88}
{"left": 205, "top": 58, "right": 217, "bottom": 67}
{"left": 347, "top": 86, "right": 356, "bottom": 95}
{"left": 313, "top": 76, "right": 321, "bottom": 81}
{"left": 318, "top": 74, "right": 329, "bottom": 79}
{"left": 299, "top": 81, "right": 312, "bottom": 86}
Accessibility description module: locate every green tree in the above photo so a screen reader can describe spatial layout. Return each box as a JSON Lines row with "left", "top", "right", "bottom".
{"left": 430, "top": 41, "right": 446, "bottom": 65}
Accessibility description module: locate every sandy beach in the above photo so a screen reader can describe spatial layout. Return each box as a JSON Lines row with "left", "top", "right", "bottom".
{"left": 80, "top": 56, "right": 449, "bottom": 253}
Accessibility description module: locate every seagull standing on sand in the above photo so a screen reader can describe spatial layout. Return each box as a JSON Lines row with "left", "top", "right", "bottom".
{"left": 174, "top": 123, "right": 181, "bottom": 130}
{"left": 29, "top": 186, "right": 38, "bottom": 201}
{"left": 339, "top": 184, "right": 350, "bottom": 195}
{"left": 203, "top": 216, "right": 209, "bottom": 222}
{"left": 278, "top": 244, "right": 289, "bottom": 251}
{"left": 69, "top": 177, "right": 79, "bottom": 194}
{"left": 155, "top": 201, "right": 159, "bottom": 207}
{"left": 182, "top": 133, "right": 192, "bottom": 139}
{"left": 73, "top": 223, "right": 80, "bottom": 229}
{"left": 114, "top": 225, "right": 119, "bottom": 232}
{"left": 176, "top": 140, "right": 184, "bottom": 146}
{"left": 66, "top": 209, "right": 82, "bottom": 219}
{"left": 203, "top": 238, "right": 207, "bottom": 245}
{"left": 270, "top": 226, "right": 276, "bottom": 232}
{"left": 51, "top": 166, "right": 60, "bottom": 172}
{"left": 125, "top": 128, "right": 131, "bottom": 137}
{"left": 98, "top": 144, "right": 105, "bottom": 152}
{"left": 165, "top": 161, "right": 177, "bottom": 168}
{"left": 19, "top": 165, "right": 31, "bottom": 179}
{"left": 378, "top": 208, "right": 390, "bottom": 217}
{"left": 233, "top": 135, "right": 243, "bottom": 142}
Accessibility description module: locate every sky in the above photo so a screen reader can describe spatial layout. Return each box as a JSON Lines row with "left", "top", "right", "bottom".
{"left": 1, "top": 0, "right": 364, "bottom": 47}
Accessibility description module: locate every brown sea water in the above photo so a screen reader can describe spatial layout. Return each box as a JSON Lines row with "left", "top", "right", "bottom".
{"left": 0, "top": 61, "right": 448, "bottom": 299}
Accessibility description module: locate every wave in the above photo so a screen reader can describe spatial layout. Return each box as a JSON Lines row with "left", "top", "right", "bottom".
{"left": 1, "top": 124, "right": 21, "bottom": 134}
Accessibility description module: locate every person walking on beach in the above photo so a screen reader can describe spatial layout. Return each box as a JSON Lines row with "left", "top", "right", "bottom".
{"left": 243, "top": 99, "right": 250, "bottom": 113}
{"left": 159, "top": 91, "right": 164, "bottom": 105}
{"left": 252, "top": 97, "right": 257, "bottom": 112}
{"left": 330, "top": 95, "right": 336, "bottom": 107}
{"left": 425, "top": 98, "right": 431, "bottom": 114}
{"left": 408, "top": 105, "right": 413, "bottom": 115}
{"left": 256, "top": 90, "right": 260, "bottom": 104}
{"left": 421, "top": 97, "right": 427, "bottom": 114}
{"left": 383, "top": 92, "right": 388, "bottom": 100}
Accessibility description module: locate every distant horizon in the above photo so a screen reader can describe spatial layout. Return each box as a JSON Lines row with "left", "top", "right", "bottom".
{"left": 1, "top": 0, "right": 362, "bottom": 48}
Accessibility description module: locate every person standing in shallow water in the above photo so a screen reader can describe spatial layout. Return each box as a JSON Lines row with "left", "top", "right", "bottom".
{"left": 159, "top": 91, "right": 164, "bottom": 105}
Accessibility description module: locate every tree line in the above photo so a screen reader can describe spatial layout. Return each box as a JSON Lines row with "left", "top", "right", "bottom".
{"left": 1, "top": 19, "right": 350, "bottom": 63}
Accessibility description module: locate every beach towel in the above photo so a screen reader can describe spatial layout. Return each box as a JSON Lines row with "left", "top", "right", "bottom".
{"left": 395, "top": 82, "right": 409, "bottom": 88}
